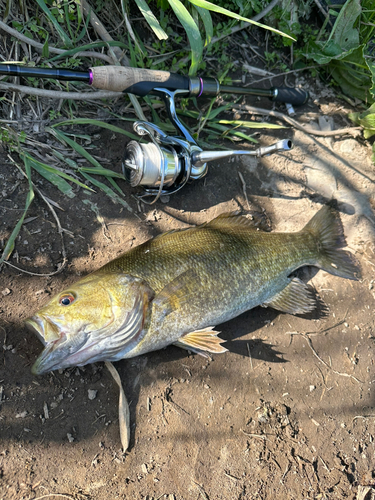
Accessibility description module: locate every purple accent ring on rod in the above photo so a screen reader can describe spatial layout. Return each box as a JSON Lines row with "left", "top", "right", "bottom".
{"left": 88, "top": 69, "right": 93, "bottom": 85}
{"left": 198, "top": 77, "right": 204, "bottom": 97}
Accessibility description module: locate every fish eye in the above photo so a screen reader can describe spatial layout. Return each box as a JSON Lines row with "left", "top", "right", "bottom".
{"left": 59, "top": 293, "right": 75, "bottom": 306}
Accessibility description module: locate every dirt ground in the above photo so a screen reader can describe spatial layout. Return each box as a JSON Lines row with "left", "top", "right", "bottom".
{"left": 1, "top": 74, "right": 375, "bottom": 500}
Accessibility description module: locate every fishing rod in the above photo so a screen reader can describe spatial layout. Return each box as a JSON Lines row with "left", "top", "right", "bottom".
{"left": 1, "top": 64, "right": 302, "bottom": 203}
{"left": 0, "top": 64, "right": 309, "bottom": 105}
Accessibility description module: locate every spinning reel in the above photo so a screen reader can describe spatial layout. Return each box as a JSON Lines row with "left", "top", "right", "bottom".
{"left": 123, "top": 88, "right": 293, "bottom": 203}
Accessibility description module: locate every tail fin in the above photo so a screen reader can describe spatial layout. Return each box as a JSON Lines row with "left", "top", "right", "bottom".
{"left": 303, "top": 205, "right": 361, "bottom": 280}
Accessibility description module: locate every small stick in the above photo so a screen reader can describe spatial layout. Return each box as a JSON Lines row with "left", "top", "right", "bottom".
{"left": 192, "top": 480, "right": 210, "bottom": 500}
{"left": 105, "top": 361, "right": 130, "bottom": 453}
{"left": 0, "top": 82, "right": 121, "bottom": 100}
{"left": 242, "top": 430, "right": 270, "bottom": 441}
{"left": 238, "top": 171, "right": 251, "bottom": 211}
{"left": 352, "top": 415, "right": 375, "bottom": 421}
{"left": 0, "top": 19, "right": 113, "bottom": 63}
{"left": 246, "top": 342, "right": 254, "bottom": 370}
{"left": 229, "top": 103, "right": 362, "bottom": 138}
{"left": 33, "top": 495, "right": 75, "bottom": 500}
{"left": 303, "top": 333, "right": 363, "bottom": 384}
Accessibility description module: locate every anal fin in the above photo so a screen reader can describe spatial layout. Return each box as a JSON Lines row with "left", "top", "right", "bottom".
{"left": 262, "top": 277, "right": 316, "bottom": 315}
{"left": 174, "top": 326, "right": 228, "bottom": 357}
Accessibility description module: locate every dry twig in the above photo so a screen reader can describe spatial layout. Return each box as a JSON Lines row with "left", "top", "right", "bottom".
{"left": 0, "top": 19, "right": 112, "bottom": 63}
{"left": 229, "top": 103, "right": 362, "bottom": 138}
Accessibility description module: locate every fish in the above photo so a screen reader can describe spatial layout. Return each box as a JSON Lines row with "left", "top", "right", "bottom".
{"left": 27, "top": 205, "right": 360, "bottom": 375}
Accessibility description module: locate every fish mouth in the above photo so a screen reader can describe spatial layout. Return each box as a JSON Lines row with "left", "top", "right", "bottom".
{"left": 25, "top": 317, "right": 47, "bottom": 346}
{"left": 26, "top": 315, "right": 91, "bottom": 375}
{"left": 30, "top": 329, "right": 91, "bottom": 375}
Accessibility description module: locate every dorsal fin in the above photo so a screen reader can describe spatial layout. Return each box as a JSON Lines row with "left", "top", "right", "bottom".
{"left": 202, "top": 211, "right": 269, "bottom": 232}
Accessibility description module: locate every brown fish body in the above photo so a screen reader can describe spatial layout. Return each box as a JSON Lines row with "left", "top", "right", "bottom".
{"left": 27, "top": 206, "right": 359, "bottom": 374}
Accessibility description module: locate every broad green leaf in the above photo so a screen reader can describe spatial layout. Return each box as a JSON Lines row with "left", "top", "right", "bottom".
{"left": 134, "top": 0, "right": 168, "bottom": 40}
{"left": 366, "top": 60, "right": 375, "bottom": 98}
{"left": 187, "top": 0, "right": 295, "bottom": 40}
{"left": 327, "top": 0, "right": 361, "bottom": 50}
{"left": 35, "top": 0, "right": 72, "bottom": 47}
{"left": 167, "top": 0, "right": 203, "bottom": 75}
{"left": 330, "top": 46, "right": 374, "bottom": 102}
{"left": 349, "top": 103, "right": 375, "bottom": 138}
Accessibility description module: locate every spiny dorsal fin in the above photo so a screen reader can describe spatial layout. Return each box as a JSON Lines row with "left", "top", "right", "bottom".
{"left": 203, "top": 211, "right": 269, "bottom": 232}
{"left": 262, "top": 277, "right": 316, "bottom": 315}
{"left": 174, "top": 326, "right": 228, "bottom": 357}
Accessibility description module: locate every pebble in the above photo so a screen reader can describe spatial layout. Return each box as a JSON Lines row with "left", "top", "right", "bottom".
{"left": 1, "top": 288, "right": 11, "bottom": 296}
{"left": 67, "top": 433, "right": 74, "bottom": 443}
{"left": 88, "top": 389, "right": 97, "bottom": 400}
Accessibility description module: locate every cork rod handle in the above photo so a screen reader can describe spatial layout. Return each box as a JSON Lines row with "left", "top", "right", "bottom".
{"left": 89, "top": 66, "right": 190, "bottom": 96}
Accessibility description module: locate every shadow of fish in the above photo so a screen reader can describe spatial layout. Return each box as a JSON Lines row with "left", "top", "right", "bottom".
{"left": 27, "top": 205, "right": 360, "bottom": 375}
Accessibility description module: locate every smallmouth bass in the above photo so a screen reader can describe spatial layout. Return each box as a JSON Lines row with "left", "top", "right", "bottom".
{"left": 27, "top": 205, "right": 360, "bottom": 375}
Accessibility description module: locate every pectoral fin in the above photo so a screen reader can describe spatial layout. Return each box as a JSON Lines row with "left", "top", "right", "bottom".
{"left": 174, "top": 326, "right": 228, "bottom": 357}
{"left": 153, "top": 268, "right": 201, "bottom": 320}
{"left": 262, "top": 277, "right": 316, "bottom": 315}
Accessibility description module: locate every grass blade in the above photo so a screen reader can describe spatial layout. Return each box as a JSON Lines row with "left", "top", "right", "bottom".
{"left": 218, "top": 119, "right": 287, "bottom": 129}
{"left": 167, "top": 0, "right": 203, "bottom": 75}
{"left": 49, "top": 128, "right": 128, "bottom": 202}
{"left": 81, "top": 172, "right": 132, "bottom": 212}
{"left": 187, "top": 0, "right": 296, "bottom": 41}
{"left": 0, "top": 158, "right": 34, "bottom": 264}
{"left": 194, "top": 5, "right": 213, "bottom": 46}
{"left": 20, "top": 150, "right": 94, "bottom": 193}
{"left": 48, "top": 128, "right": 105, "bottom": 169}
{"left": 52, "top": 148, "right": 124, "bottom": 178}
{"left": 35, "top": 0, "right": 72, "bottom": 47}
{"left": 205, "top": 122, "right": 258, "bottom": 142}
{"left": 134, "top": 0, "right": 168, "bottom": 40}
{"left": 52, "top": 119, "right": 141, "bottom": 140}
{"left": 47, "top": 40, "right": 128, "bottom": 62}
